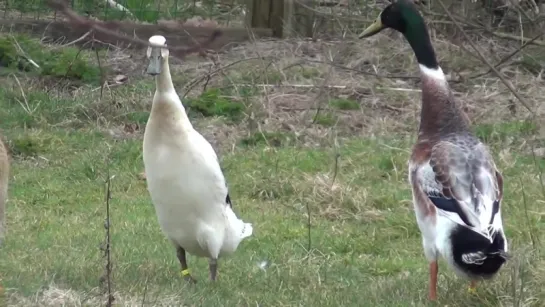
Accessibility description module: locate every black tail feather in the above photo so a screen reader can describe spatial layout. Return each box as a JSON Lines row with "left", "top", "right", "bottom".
{"left": 450, "top": 224, "right": 507, "bottom": 278}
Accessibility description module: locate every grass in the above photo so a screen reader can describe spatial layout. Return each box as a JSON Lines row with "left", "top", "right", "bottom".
{"left": 329, "top": 98, "right": 360, "bottom": 111}
{"left": 187, "top": 88, "right": 246, "bottom": 122}
{"left": 2, "top": 112, "right": 544, "bottom": 306}
{"left": 2, "top": 88, "right": 545, "bottom": 307}
{"left": 0, "top": 34, "right": 102, "bottom": 84}
{"left": 1, "top": 32, "right": 545, "bottom": 306}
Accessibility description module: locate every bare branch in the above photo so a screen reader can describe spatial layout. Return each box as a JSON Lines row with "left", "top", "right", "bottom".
{"left": 468, "top": 31, "right": 545, "bottom": 79}
{"left": 10, "top": 35, "right": 40, "bottom": 69}
{"left": 49, "top": 30, "right": 92, "bottom": 50}
{"left": 102, "top": 162, "right": 115, "bottom": 307}
{"left": 436, "top": 0, "right": 535, "bottom": 116}
{"left": 44, "top": 0, "right": 222, "bottom": 60}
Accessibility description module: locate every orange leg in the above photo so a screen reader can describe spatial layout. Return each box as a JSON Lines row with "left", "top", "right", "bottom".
{"left": 429, "top": 261, "right": 438, "bottom": 301}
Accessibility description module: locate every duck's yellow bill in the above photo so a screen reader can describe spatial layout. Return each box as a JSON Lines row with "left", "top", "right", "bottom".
{"left": 358, "top": 17, "right": 385, "bottom": 38}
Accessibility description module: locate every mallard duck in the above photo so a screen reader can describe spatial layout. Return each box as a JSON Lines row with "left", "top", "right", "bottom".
{"left": 143, "top": 35, "right": 253, "bottom": 282}
{"left": 0, "top": 135, "right": 9, "bottom": 246}
{"left": 359, "top": 0, "right": 509, "bottom": 301}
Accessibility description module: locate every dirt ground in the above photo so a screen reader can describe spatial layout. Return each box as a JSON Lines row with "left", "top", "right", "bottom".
{"left": 88, "top": 31, "right": 545, "bottom": 152}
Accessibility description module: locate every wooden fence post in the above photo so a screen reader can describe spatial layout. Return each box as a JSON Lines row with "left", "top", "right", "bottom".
{"left": 245, "top": 0, "right": 315, "bottom": 38}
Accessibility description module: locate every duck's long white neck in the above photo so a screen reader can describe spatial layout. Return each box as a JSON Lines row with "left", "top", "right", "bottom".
{"left": 155, "top": 56, "right": 175, "bottom": 93}
{"left": 150, "top": 56, "right": 193, "bottom": 132}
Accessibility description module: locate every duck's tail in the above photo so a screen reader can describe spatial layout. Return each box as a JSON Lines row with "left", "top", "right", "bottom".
{"left": 218, "top": 206, "right": 253, "bottom": 256}
{"left": 452, "top": 224, "right": 509, "bottom": 278}
{"left": 226, "top": 206, "right": 253, "bottom": 240}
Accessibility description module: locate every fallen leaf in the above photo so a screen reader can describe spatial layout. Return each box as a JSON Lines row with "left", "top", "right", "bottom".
{"left": 114, "top": 74, "right": 128, "bottom": 84}
{"left": 533, "top": 147, "right": 545, "bottom": 158}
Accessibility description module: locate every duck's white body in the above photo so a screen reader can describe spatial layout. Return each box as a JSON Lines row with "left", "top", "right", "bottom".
{"left": 142, "top": 36, "right": 252, "bottom": 270}
{"left": 144, "top": 116, "right": 252, "bottom": 258}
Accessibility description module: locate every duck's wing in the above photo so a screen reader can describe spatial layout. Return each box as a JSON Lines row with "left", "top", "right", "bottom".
{"left": 226, "top": 193, "right": 232, "bottom": 208}
{"left": 427, "top": 139, "right": 503, "bottom": 236}
{"left": 192, "top": 131, "right": 234, "bottom": 209}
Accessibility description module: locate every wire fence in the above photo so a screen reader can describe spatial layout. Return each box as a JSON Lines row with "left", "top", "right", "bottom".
{"left": 0, "top": 0, "right": 247, "bottom": 24}
{"left": 0, "top": 0, "right": 543, "bottom": 39}
{"left": 265, "top": 0, "right": 545, "bottom": 40}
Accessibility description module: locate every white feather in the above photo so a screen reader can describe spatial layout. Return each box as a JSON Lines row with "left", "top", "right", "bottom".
{"left": 416, "top": 159, "right": 499, "bottom": 242}
{"left": 419, "top": 64, "right": 446, "bottom": 81}
{"left": 143, "top": 36, "right": 252, "bottom": 260}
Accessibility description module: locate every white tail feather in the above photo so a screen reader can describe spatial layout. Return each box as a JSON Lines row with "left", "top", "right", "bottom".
{"left": 462, "top": 252, "right": 486, "bottom": 265}
{"left": 226, "top": 207, "right": 253, "bottom": 240}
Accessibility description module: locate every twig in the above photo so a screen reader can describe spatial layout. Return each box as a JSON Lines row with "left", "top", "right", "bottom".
{"left": 49, "top": 30, "right": 92, "bottom": 50}
{"left": 436, "top": 0, "right": 535, "bottom": 115}
{"left": 181, "top": 56, "right": 274, "bottom": 99}
{"left": 9, "top": 35, "right": 40, "bottom": 68}
{"left": 101, "top": 163, "right": 115, "bottom": 307}
{"left": 423, "top": 9, "right": 545, "bottom": 46}
{"left": 201, "top": 63, "right": 214, "bottom": 93}
{"left": 331, "top": 150, "right": 340, "bottom": 187}
{"left": 487, "top": 30, "right": 545, "bottom": 46}
{"left": 311, "top": 56, "right": 336, "bottom": 124}
{"left": 63, "top": 44, "right": 84, "bottom": 80}
{"left": 519, "top": 178, "right": 538, "bottom": 251}
{"left": 140, "top": 282, "right": 148, "bottom": 307}
{"left": 94, "top": 45, "right": 106, "bottom": 101}
{"left": 305, "top": 201, "right": 312, "bottom": 253}
{"left": 11, "top": 74, "right": 35, "bottom": 115}
{"left": 468, "top": 31, "right": 545, "bottom": 79}
{"left": 529, "top": 143, "right": 544, "bottom": 252}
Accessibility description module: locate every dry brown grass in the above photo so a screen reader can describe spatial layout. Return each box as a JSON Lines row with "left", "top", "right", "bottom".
{"left": 5, "top": 24, "right": 544, "bottom": 151}
{"left": 97, "top": 30, "right": 544, "bottom": 152}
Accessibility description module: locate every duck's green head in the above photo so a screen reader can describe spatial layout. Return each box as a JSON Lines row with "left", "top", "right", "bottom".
{"left": 358, "top": 0, "right": 438, "bottom": 69}
{"left": 358, "top": 0, "right": 423, "bottom": 39}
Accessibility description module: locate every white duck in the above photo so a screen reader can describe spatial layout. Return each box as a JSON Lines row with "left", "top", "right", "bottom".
{"left": 142, "top": 35, "right": 253, "bottom": 282}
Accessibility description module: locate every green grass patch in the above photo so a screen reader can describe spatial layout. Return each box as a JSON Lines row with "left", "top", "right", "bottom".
{"left": 474, "top": 120, "right": 537, "bottom": 143}
{"left": 1, "top": 80, "right": 544, "bottom": 306}
{"left": 240, "top": 131, "right": 296, "bottom": 147}
{"left": 7, "top": 132, "right": 51, "bottom": 157}
{"left": 313, "top": 112, "right": 338, "bottom": 126}
{"left": 518, "top": 54, "right": 545, "bottom": 75}
{"left": 329, "top": 98, "right": 360, "bottom": 110}
{"left": 187, "top": 88, "right": 245, "bottom": 122}
{"left": 1, "top": 125, "right": 543, "bottom": 306}
{"left": 0, "top": 34, "right": 102, "bottom": 84}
